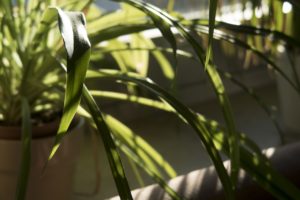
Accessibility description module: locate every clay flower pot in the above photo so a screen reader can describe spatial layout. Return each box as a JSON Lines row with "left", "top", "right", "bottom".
{"left": 0, "top": 117, "right": 84, "bottom": 200}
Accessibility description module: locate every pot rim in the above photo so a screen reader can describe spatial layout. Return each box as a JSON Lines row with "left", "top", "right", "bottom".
{"left": 0, "top": 115, "right": 83, "bottom": 140}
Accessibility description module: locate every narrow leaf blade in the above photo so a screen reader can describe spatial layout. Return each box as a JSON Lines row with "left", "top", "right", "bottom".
{"left": 46, "top": 8, "right": 91, "bottom": 160}
{"left": 16, "top": 98, "right": 32, "bottom": 200}
{"left": 82, "top": 86, "right": 133, "bottom": 200}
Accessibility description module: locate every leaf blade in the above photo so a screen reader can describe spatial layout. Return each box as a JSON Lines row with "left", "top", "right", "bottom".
{"left": 46, "top": 8, "right": 91, "bottom": 160}
{"left": 16, "top": 97, "right": 32, "bottom": 200}
{"left": 82, "top": 86, "right": 133, "bottom": 200}
{"left": 87, "top": 68, "right": 234, "bottom": 199}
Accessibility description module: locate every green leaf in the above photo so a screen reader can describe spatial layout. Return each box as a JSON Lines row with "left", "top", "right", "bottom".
{"left": 217, "top": 69, "right": 284, "bottom": 142}
{"left": 212, "top": 133, "right": 300, "bottom": 200}
{"left": 87, "top": 69, "right": 300, "bottom": 199}
{"left": 130, "top": 34, "right": 150, "bottom": 76}
{"left": 91, "top": 69, "right": 300, "bottom": 199}
{"left": 118, "top": 143, "right": 184, "bottom": 200}
{"left": 77, "top": 105, "right": 179, "bottom": 198}
{"left": 82, "top": 86, "right": 133, "bottom": 200}
{"left": 206, "top": 0, "right": 240, "bottom": 184}
{"left": 105, "top": 115, "right": 177, "bottom": 179}
{"left": 89, "top": 24, "right": 153, "bottom": 45}
{"left": 106, "top": 36, "right": 150, "bottom": 76}
{"left": 94, "top": 45, "right": 175, "bottom": 80}
{"left": 45, "top": 8, "right": 91, "bottom": 160}
{"left": 87, "top": 4, "right": 147, "bottom": 34}
{"left": 105, "top": 116, "right": 183, "bottom": 198}
{"left": 190, "top": 24, "right": 300, "bottom": 94}
{"left": 110, "top": 1, "right": 238, "bottom": 194}
{"left": 205, "top": 0, "right": 218, "bottom": 70}
{"left": 167, "top": 0, "right": 175, "bottom": 11}
{"left": 192, "top": 20, "right": 300, "bottom": 48}
{"left": 90, "top": 90, "right": 174, "bottom": 112}
{"left": 87, "top": 68, "right": 234, "bottom": 199}
{"left": 112, "top": 0, "right": 177, "bottom": 60}
{"left": 143, "top": 39, "right": 175, "bottom": 81}
{"left": 16, "top": 97, "right": 32, "bottom": 200}
{"left": 78, "top": 100, "right": 177, "bottom": 179}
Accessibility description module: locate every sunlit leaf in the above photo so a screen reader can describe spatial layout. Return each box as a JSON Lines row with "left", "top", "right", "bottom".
{"left": 190, "top": 24, "right": 300, "bottom": 95}
{"left": 118, "top": 143, "right": 183, "bottom": 200}
{"left": 88, "top": 68, "right": 300, "bottom": 200}
{"left": 105, "top": 115, "right": 177, "bottom": 179}
{"left": 87, "top": 68, "right": 234, "bottom": 199}
{"left": 205, "top": 0, "right": 218, "bottom": 70}
{"left": 112, "top": 0, "right": 177, "bottom": 60}
{"left": 82, "top": 86, "right": 133, "bottom": 200}
{"left": 110, "top": 1, "right": 238, "bottom": 194}
{"left": 45, "top": 8, "right": 91, "bottom": 160}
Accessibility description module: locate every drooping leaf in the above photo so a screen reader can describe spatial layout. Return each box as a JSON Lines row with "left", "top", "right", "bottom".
{"left": 87, "top": 68, "right": 234, "bottom": 199}
{"left": 16, "top": 97, "right": 32, "bottom": 200}
{"left": 77, "top": 105, "right": 179, "bottom": 197}
{"left": 87, "top": 68, "right": 300, "bottom": 200}
{"left": 94, "top": 45, "right": 175, "bottom": 80}
{"left": 110, "top": 1, "right": 238, "bottom": 194}
{"left": 90, "top": 90, "right": 174, "bottom": 112}
{"left": 105, "top": 114, "right": 177, "bottom": 179}
{"left": 190, "top": 20, "right": 300, "bottom": 48}
{"left": 190, "top": 24, "right": 300, "bottom": 95}
{"left": 118, "top": 142, "right": 183, "bottom": 200}
{"left": 79, "top": 95, "right": 177, "bottom": 179}
{"left": 217, "top": 69, "right": 284, "bottom": 142}
{"left": 44, "top": 8, "right": 91, "bottom": 160}
{"left": 206, "top": 0, "right": 240, "bottom": 184}
{"left": 212, "top": 132, "right": 300, "bottom": 200}
{"left": 82, "top": 86, "right": 133, "bottom": 200}
{"left": 89, "top": 24, "right": 153, "bottom": 45}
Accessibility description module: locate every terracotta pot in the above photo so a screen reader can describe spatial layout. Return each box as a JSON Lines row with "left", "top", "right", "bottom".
{"left": 0, "top": 117, "right": 84, "bottom": 200}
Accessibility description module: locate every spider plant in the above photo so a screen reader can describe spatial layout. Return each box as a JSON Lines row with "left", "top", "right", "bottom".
{"left": 1, "top": 0, "right": 300, "bottom": 200}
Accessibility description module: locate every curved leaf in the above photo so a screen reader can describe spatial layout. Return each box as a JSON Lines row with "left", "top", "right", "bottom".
{"left": 44, "top": 8, "right": 91, "bottom": 160}
{"left": 87, "top": 68, "right": 234, "bottom": 199}
{"left": 89, "top": 24, "right": 153, "bottom": 45}
{"left": 78, "top": 105, "right": 179, "bottom": 198}
{"left": 110, "top": 0, "right": 238, "bottom": 192}
{"left": 190, "top": 20, "right": 300, "bottom": 47}
{"left": 82, "top": 86, "right": 133, "bottom": 200}
{"left": 39, "top": 7, "right": 134, "bottom": 200}
{"left": 105, "top": 114, "right": 177, "bottom": 179}
{"left": 190, "top": 24, "right": 300, "bottom": 95}
{"left": 87, "top": 69, "right": 300, "bottom": 200}
{"left": 118, "top": 142, "right": 184, "bottom": 200}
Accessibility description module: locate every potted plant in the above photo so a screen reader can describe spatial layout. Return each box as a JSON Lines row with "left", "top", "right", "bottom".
{"left": 0, "top": 1, "right": 175, "bottom": 199}
{"left": 0, "top": 2, "right": 90, "bottom": 199}
{"left": 2, "top": 0, "right": 300, "bottom": 200}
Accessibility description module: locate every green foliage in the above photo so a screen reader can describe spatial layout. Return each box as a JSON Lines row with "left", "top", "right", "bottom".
{"left": 16, "top": 98, "right": 32, "bottom": 200}
{"left": 1, "top": 0, "right": 300, "bottom": 199}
